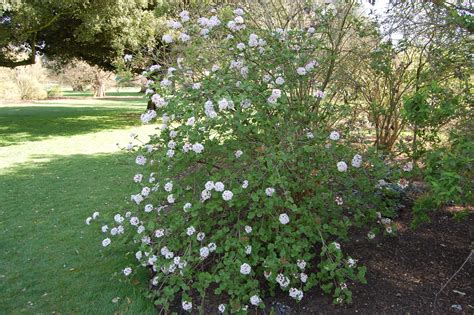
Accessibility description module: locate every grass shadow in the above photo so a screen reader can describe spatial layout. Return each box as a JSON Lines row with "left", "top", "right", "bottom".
{"left": 0, "top": 151, "right": 154, "bottom": 314}
{"left": 0, "top": 99, "right": 146, "bottom": 147}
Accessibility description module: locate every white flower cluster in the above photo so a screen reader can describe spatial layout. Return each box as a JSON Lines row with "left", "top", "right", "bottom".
{"left": 151, "top": 94, "right": 167, "bottom": 108}
{"left": 85, "top": 211, "right": 100, "bottom": 225}
{"left": 351, "top": 154, "right": 363, "bottom": 168}
{"left": 140, "top": 110, "right": 157, "bottom": 124}
{"left": 240, "top": 263, "right": 251, "bottom": 275}
{"left": 289, "top": 287, "right": 304, "bottom": 301}
{"left": 267, "top": 88, "right": 282, "bottom": 104}
{"left": 276, "top": 273, "right": 290, "bottom": 288}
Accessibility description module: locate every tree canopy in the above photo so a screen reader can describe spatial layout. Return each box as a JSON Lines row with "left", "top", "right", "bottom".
{"left": 0, "top": 0, "right": 166, "bottom": 70}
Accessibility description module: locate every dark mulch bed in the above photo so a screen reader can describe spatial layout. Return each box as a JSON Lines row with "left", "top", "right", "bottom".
{"left": 167, "top": 208, "right": 473, "bottom": 314}
{"left": 286, "top": 209, "right": 474, "bottom": 315}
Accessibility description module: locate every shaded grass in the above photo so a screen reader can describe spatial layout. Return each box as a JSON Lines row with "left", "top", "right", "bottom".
{"left": 0, "top": 152, "right": 155, "bottom": 314}
{"left": 0, "top": 93, "right": 156, "bottom": 313}
{"left": 0, "top": 96, "right": 147, "bottom": 147}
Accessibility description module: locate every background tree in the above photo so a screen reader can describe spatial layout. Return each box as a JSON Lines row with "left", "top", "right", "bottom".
{"left": 0, "top": 0, "right": 160, "bottom": 71}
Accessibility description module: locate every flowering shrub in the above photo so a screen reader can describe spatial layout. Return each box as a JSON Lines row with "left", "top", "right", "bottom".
{"left": 90, "top": 4, "right": 408, "bottom": 313}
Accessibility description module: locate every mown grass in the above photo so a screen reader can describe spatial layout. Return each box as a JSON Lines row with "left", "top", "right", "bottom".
{"left": 0, "top": 94, "right": 155, "bottom": 314}
{"left": 0, "top": 95, "right": 146, "bottom": 147}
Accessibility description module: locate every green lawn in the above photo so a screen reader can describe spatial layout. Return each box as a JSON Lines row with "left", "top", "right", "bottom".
{"left": 0, "top": 94, "right": 156, "bottom": 314}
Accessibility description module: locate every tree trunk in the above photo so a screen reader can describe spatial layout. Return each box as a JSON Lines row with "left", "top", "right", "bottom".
{"left": 93, "top": 74, "right": 106, "bottom": 98}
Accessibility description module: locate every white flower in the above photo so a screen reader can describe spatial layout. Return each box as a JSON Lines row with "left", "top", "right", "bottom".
{"left": 205, "top": 181, "right": 215, "bottom": 190}
{"left": 197, "top": 232, "right": 205, "bottom": 241}
{"left": 166, "top": 149, "right": 175, "bottom": 158}
{"left": 187, "top": 226, "right": 196, "bottom": 236}
{"left": 267, "top": 95, "right": 278, "bottom": 104}
{"left": 164, "top": 181, "right": 173, "bottom": 192}
{"left": 182, "top": 301, "right": 192, "bottom": 311}
{"left": 237, "top": 42, "right": 246, "bottom": 50}
{"left": 275, "top": 76, "right": 285, "bottom": 85}
{"left": 192, "top": 143, "right": 204, "bottom": 153}
{"left": 352, "top": 154, "right": 363, "bottom": 168}
{"left": 222, "top": 190, "right": 233, "bottom": 201}
{"left": 123, "top": 267, "right": 132, "bottom": 276}
{"left": 110, "top": 227, "right": 118, "bottom": 236}
{"left": 279, "top": 213, "right": 290, "bottom": 225}
{"left": 329, "top": 131, "right": 340, "bottom": 141}
{"left": 250, "top": 295, "right": 261, "bottom": 306}
{"left": 123, "top": 54, "right": 133, "bottom": 62}
{"left": 179, "top": 10, "right": 189, "bottom": 22}
{"left": 315, "top": 90, "right": 324, "bottom": 98}
{"left": 200, "top": 246, "right": 210, "bottom": 259}
{"left": 306, "top": 132, "right": 314, "bottom": 139}
{"left": 386, "top": 226, "right": 393, "bottom": 233}
{"left": 297, "top": 259, "right": 306, "bottom": 270}
{"left": 265, "top": 187, "right": 275, "bottom": 196}
{"left": 337, "top": 161, "right": 348, "bottom": 172}
{"left": 262, "top": 74, "right": 272, "bottom": 82}
{"left": 144, "top": 204, "right": 153, "bottom": 213}
{"left": 168, "top": 20, "right": 182, "bottom": 29}
{"left": 368, "top": 231, "right": 376, "bottom": 239}
{"left": 130, "top": 217, "right": 139, "bottom": 226}
{"left": 296, "top": 67, "right": 307, "bottom": 75}
{"left": 240, "top": 263, "right": 251, "bottom": 275}
{"left": 186, "top": 116, "right": 195, "bottom": 126}
{"left": 183, "top": 203, "right": 192, "bottom": 212}
{"left": 160, "top": 78, "right": 172, "bottom": 87}
{"left": 135, "top": 155, "right": 146, "bottom": 165}
{"left": 133, "top": 174, "right": 143, "bottom": 183}
{"left": 235, "top": 150, "right": 243, "bottom": 158}
{"left": 271, "top": 89, "right": 282, "bottom": 98}
{"left": 179, "top": 32, "right": 190, "bottom": 42}
{"left": 214, "top": 181, "right": 225, "bottom": 192}
{"left": 300, "top": 273, "right": 308, "bottom": 283}
{"left": 102, "top": 238, "right": 111, "bottom": 247}
{"left": 234, "top": 15, "right": 244, "bottom": 24}
{"left": 276, "top": 273, "right": 290, "bottom": 288}
{"left": 242, "top": 180, "right": 249, "bottom": 189}
{"left": 308, "top": 26, "right": 315, "bottom": 33}
{"left": 289, "top": 288, "right": 303, "bottom": 301}
{"left": 137, "top": 225, "right": 145, "bottom": 234}
{"left": 201, "top": 189, "right": 211, "bottom": 202}
{"left": 167, "top": 140, "right": 176, "bottom": 149}
{"left": 347, "top": 258, "right": 357, "bottom": 267}
{"left": 211, "top": 64, "right": 220, "bottom": 72}
{"left": 245, "top": 245, "right": 252, "bottom": 255}
{"left": 155, "top": 229, "right": 165, "bottom": 238}
{"left": 162, "top": 34, "right": 173, "bottom": 43}
{"left": 135, "top": 251, "right": 142, "bottom": 260}
{"left": 218, "top": 304, "right": 226, "bottom": 313}
{"left": 132, "top": 193, "right": 144, "bottom": 204}
{"left": 208, "top": 242, "right": 217, "bottom": 252}
{"left": 403, "top": 162, "right": 413, "bottom": 172}
{"left": 305, "top": 60, "right": 317, "bottom": 71}
{"left": 167, "top": 194, "right": 175, "bottom": 204}
{"left": 218, "top": 98, "right": 229, "bottom": 111}
{"left": 101, "top": 225, "right": 108, "bottom": 233}
{"left": 141, "top": 187, "right": 151, "bottom": 197}
{"left": 114, "top": 214, "right": 124, "bottom": 224}
{"left": 245, "top": 225, "right": 252, "bottom": 233}
{"left": 234, "top": 8, "right": 244, "bottom": 15}
{"left": 85, "top": 217, "right": 92, "bottom": 225}
{"left": 332, "top": 242, "right": 341, "bottom": 250}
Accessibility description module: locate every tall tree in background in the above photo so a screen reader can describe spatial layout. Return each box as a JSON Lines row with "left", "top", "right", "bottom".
{"left": 0, "top": 0, "right": 160, "bottom": 70}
